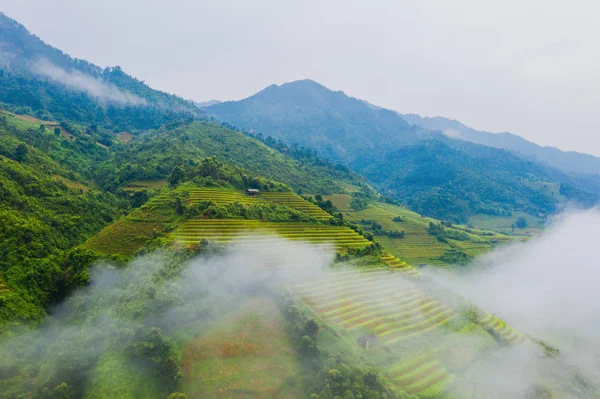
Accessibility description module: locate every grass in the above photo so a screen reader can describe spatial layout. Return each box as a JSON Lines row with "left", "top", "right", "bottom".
{"left": 181, "top": 297, "right": 302, "bottom": 399}
{"left": 84, "top": 195, "right": 174, "bottom": 256}
{"left": 123, "top": 179, "right": 168, "bottom": 191}
{"left": 468, "top": 211, "right": 545, "bottom": 236}
{"left": 53, "top": 175, "right": 90, "bottom": 193}
{"left": 325, "top": 197, "right": 507, "bottom": 267}
{"left": 116, "top": 132, "right": 134, "bottom": 143}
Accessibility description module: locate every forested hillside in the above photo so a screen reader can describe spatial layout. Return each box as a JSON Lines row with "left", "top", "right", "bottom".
{"left": 0, "top": 12, "right": 202, "bottom": 131}
{"left": 206, "top": 80, "right": 600, "bottom": 222}
{"left": 402, "top": 113, "right": 600, "bottom": 177}
{"left": 207, "top": 79, "right": 420, "bottom": 163}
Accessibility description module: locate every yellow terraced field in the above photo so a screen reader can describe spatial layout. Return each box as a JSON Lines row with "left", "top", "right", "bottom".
{"left": 154, "top": 189, "right": 332, "bottom": 220}
{"left": 260, "top": 192, "right": 332, "bottom": 220}
{"left": 297, "top": 270, "right": 456, "bottom": 342}
{"left": 386, "top": 355, "right": 453, "bottom": 395}
{"left": 295, "top": 269, "right": 458, "bottom": 394}
{"left": 171, "top": 219, "right": 371, "bottom": 249}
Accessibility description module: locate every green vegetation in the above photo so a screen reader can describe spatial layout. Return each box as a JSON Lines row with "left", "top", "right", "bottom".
{"left": 0, "top": 119, "right": 127, "bottom": 322}
{"left": 325, "top": 194, "right": 509, "bottom": 268}
{"left": 1, "top": 12, "right": 598, "bottom": 399}
{"left": 94, "top": 121, "right": 360, "bottom": 194}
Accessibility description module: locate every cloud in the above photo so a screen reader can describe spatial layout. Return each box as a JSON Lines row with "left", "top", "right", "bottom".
{"left": 422, "top": 208, "right": 600, "bottom": 397}
{"left": 31, "top": 58, "right": 147, "bottom": 106}
{"left": 0, "top": 237, "right": 333, "bottom": 396}
{"left": 3, "top": 221, "right": 600, "bottom": 398}
{"left": 442, "top": 128, "right": 461, "bottom": 139}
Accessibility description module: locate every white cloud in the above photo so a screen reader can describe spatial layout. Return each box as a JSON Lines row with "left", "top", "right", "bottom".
{"left": 31, "top": 58, "right": 147, "bottom": 106}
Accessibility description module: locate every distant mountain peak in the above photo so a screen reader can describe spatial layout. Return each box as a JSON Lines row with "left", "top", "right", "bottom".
{"left": 205, "top": 81, "right": 415, "bottom": 163}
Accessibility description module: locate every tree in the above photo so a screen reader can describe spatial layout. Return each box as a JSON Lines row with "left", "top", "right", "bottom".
{"left": 303, "top": 319, "right": 319, "bottom": 340}
{"left": 299, "top": 335, "right": 317, "bottom": 356}
{"left": 168, "top": 166, "right": 184, "bottom": 187}
{"left": 54, "top": 127, "right": 61, "bottom": 136}
{"left": 516, "top": 216, "right": 527, "bottom": 229}
{"left": 14, "top": 143, "right": 28, "bottom": 162}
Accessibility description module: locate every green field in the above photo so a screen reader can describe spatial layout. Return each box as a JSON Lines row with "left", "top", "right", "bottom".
{"left": 295, "top": 269, "right": 460, "bottom": 396}
{"left": 468, "top": 211, "right": 545, "bottom": 235}
{"left": 172, "top": 219, "right": 371, "bottom": 250}
{"left": 325, "top": 195, "right": 510, "bottom": 267}
{"left": 152, "top": 188, "right": 333, "bottom": 220}
{"left": 181, "top": 297, "right": 302, "bottom": 399}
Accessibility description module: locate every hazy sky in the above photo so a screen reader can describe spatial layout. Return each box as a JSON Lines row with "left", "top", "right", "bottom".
{"left": 2, "top": 0, "right": 600, "bottom": 155}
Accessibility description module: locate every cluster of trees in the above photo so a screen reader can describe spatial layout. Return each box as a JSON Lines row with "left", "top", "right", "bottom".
{"left": 0, "top": 249, "right": 200, "bottom": 398}
{"left": 427, "top": 222, "right": 470, "bottom": 243}
{"left": 168, "top": 157, "right": 289, "bottom": 192}
{"left": 283, "top": 299, "right": 416, "bottom": 399}
{"left": 93, "top": 121, "right": 353, "bottom": 194}
{"left": 355, "top": 140, "right": 568, "bottom": 223}
{"left": 173, "top": 196, "right": 318, "bottom": 223}
{"left": 359, "top": 219, "right": 405, "bottom": 239}
{"left": 350, "top": 197, "right": 369, "bottom": 211}
{"left": 0, "top": 122, "right": 128, "bottom": 322}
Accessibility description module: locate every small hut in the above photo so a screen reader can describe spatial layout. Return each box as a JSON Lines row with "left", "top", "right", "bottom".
{"left": 245, "top": 188, "right": 259, "bottom": 196}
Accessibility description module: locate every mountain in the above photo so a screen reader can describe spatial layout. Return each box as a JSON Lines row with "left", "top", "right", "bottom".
{"left": 402, "top": 113, "right": 600, "bottom": 177}
{"left": 0, "top": 12, "right": 203, "bottom": 131}
{"left": 193, "top": 99, "right": 221, "bottom": 108}
{"left": 206, "top": 80, "right": 599, "bottom": 222}
{"left": 206, "top": 79, "right": 421, "bottom": 162}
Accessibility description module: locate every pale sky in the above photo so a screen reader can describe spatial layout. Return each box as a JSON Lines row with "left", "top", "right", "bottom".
{"left": 2, "top": 0, "right": 600, "bottom": 156}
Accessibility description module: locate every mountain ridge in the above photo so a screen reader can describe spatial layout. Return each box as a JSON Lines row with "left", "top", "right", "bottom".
{"left": 401, "top": 113, "right": 600, "bottom": 176}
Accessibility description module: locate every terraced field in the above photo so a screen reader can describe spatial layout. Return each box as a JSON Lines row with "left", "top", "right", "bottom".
{"left": 295, "top": 269, "right": 459, "bottom": 395}
{"left": 324, "top": 195, "right": 511, "bottom": 267}
{"left": 480, "top": 314, "right": 525, "bottom": 345}
{"left": 260, "top": 192, "right": 332, "bottom": 220}
{"left": 172, "top": 219, "right": 371, "bottom": 249}
{"left": 380, "top": 254, "right": 419, "bottom": 276}
{"left": 154, "top": 189, "right": 332, "bottom": 220}
{"left": 386, "top": 355, "right": 453, "bottom": 396}
{"left": 0, "top": 280, "right": 10, "bottom": 295}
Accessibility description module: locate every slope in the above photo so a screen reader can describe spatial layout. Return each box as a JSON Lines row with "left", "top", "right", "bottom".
{"left": 206, "top": 79, "right": 420, "bottom": 163}
{"left": 0, "top": 115, "right": 127, "bottom": 323}
{"left": 93, "top": 120, "right": 364, "bottom": 194}
{"left": 0, "top": 12, "right": 203, "bottom": 131}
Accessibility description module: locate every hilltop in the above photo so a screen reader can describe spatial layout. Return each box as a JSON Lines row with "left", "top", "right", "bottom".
{"left": 207, "top": 79, "right": 420, "bottom": 163}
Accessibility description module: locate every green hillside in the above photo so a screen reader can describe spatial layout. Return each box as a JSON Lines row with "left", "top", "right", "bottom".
{"left": 323, "top": 193, "right": 511, "bottom": 268}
